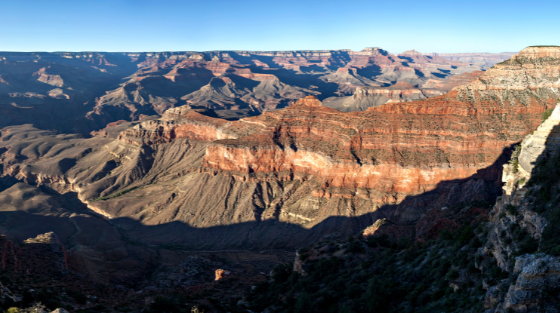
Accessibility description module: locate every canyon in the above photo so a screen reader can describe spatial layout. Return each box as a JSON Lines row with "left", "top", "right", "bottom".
{"left": 0, "top": 49, "right": 510, "bottom": 133}
{"left": 0, "top": 46, "right": 558, "bottom": 312}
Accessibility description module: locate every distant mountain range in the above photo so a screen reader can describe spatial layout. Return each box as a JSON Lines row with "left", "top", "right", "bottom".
{"left": 0, "top": 49, "right": 514, "bottom": 133}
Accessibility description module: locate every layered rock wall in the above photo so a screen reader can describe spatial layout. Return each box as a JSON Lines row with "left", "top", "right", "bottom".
{"left": 1, "top": 47, "right": 558, "bottom": 250}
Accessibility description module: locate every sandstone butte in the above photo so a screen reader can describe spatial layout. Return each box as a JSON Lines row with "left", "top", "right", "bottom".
{"left": 1, "top": 46, "right": 560, "bottom": 249}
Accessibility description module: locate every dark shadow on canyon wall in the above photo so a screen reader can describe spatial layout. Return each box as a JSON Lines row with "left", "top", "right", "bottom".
{"left": 514, "top": 120, "right": 560, "bottom": 255}
{"left": 377, "top": 145, "right": 515, "bottom": 228}
{"left": 355, "top": 64, "right": 382, "bottom": 80}
{"left": 0, "top": 142, "right": 522, "bottom": 286}
{"left": 0, "top": 53, "right": 143, "bottom": 134}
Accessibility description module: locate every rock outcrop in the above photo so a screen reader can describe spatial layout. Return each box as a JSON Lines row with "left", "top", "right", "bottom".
{"left": 0, "top": 48, "right": 558, "bottom": 311}
{"left": 500, "top": 254, "right": 560, "bottom": 312}
{"left": 426, "top": 52, "right": 517, "bottom": 68}
{"left": 478, "top": 100, "right": 560, "bottom": 311}
{"left": 322, "top": 71, "right": 489, "bottom": 112}
{"left": 242, "top": 86, "right": 560, "bottom": 313}
{"left": 515, "top": 106, "right": 560, "bottom": 179}
{"left": 0, "top": 232, "right": 68, "bottom": 275}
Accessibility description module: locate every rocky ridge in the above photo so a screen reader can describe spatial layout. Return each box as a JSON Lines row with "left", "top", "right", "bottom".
{"left": 474, "top": 102, "right": 560, "bottom": 312}
{"left": 425, "top": 52, "right": 517, "bottom": 68}
{"left": 0, "top": 49, "right": 509, "bottom": 132}
{"left": 0, "top": 232, "right": 68, "bottom": 275}
{"left": 322, "top": 72, "right": 486, "bottom": 112}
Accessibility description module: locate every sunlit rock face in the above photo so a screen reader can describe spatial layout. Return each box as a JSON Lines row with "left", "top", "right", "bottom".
{"left": 517, "top": 106, "right": 560, "bottom": 177}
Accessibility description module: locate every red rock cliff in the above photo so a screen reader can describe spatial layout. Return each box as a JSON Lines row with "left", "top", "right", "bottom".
{"left": 197, "top": 47, "right": 559, "bottom": 202}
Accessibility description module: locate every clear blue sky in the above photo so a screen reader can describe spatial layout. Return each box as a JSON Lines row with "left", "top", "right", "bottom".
{"left": 1, "top": 0, "right": 558, "bottom": 53}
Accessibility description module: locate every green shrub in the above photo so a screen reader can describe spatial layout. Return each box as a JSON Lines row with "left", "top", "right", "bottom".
{"left": 365, "top": 236, "right": 378, "bottom": 247}
{"left": 397, "top": 237, "right": 414, "bottom": 250}
{"left": 347, "top": 241, "right": 365, "bottom": 254}
{"left": 549, "top": 246, "right": 560, "bottom": 256}
{"left": 247, "top": 217, "right": 493, "bottom": 312}
{"left": 294, "top": 292, "right": 312, "bottom": 313}
{"left": 511, "top": 158, "right": 519, "bottom": 172}
{"left": 500, "top": 230, "right": 507, "bottom": 238}
{"left": 339, "top": 304, "right": 357, "bottom": 313}
{"left": 272, "top": 263, "right": 293, "bottom": 284}
{"left": 94, "top": 186, "right": 139, "bottom": 201}
{"left": 439, "top": 228, "right": 453, "bottom": 240}
{"left": 446, "top": 269, "right": 459, "bottom": 280}
{"left": 456, "top": 225, "right": 473, "bottom": 244}
{"left": 146, "top": 296, "right": 184, "bottom": 313}
{"left": 543, "top": 108, "right": 554, "bottom": 122}
{"left": 67, "top": 289, "right": 88, "bottom": 305}
{"left": 506, "top": 204, "right": 516, "bottom": 216}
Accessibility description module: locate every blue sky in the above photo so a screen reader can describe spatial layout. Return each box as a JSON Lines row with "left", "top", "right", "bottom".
{"left": 0, "top": 0, "right": 558, "bottom": 53}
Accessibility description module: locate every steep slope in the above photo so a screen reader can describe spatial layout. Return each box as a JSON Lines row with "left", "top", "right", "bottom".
{"left": 0, "top": 53, "right": 141, "bottom": 133}
{"left": 0, "top": 125, "right": 155, "bottom": 283}
{"left": 180, "top": 74, "right": 315, "bottom": 112}
{"left": 475, "top": 103, "right": 560, "bottom": 311}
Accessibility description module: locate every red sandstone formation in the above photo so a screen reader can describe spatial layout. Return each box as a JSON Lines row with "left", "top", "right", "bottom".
{"left": 214, "top": 269, "right": 231, "bottom": 281}
{"left": 87, "top": 47, "right": 498, "bottom": 124}
{"left": 197, "top": 91, "right": 547, "bottom": 198}
{"left": 32, "top": 67, "right": 65, "bottom": 87}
